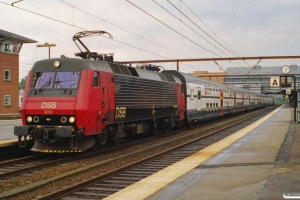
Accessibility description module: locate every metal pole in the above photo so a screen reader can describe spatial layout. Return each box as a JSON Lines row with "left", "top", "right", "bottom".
{"left": 294, "top": 76, "right": 296, "bottom": 122}
{"left": 118, "top": 55, "right": 300, "bottom": 65}
{"left": 177, "top": 61, "right": 179, "bottom": 71}
{"left": 36, "top": 43, "right": 56, "bottom": 59}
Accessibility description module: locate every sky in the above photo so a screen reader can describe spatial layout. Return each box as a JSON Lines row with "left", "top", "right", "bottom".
{"left": 0, "top": 0, "right": 300, "bottom": 80}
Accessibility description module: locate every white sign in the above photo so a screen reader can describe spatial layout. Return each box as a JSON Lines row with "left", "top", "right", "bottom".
{"left": 270, "top": 77, "right": 280, "bottom": 87}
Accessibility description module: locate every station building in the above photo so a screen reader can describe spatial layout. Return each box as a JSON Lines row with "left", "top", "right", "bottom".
{"left": 0, "top": 29, "right": 36, "bottom": 114}
{"left": 188, "top": 71, "right": 226, "bottom": 84}
{"left": 190, "top": 65, "right": 299, "bottom": 95}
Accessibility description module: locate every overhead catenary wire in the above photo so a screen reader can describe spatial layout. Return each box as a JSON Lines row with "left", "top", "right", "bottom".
{"left": 0, "top": 0, "right": 206, "bottom": 71}
{"left": 59, "top": 0, "right": 209, "bottom": 70}
{"left": 171, "top": 0, "right": 260, "bottom": 75}
{"left": 152, "top": 0, "right": 246, "bottom": 75}
{"left": 166, "top": 0, "right": 237, "bottom": 57}
{"left": 126, "top": 0, "right": 221, "bottom": 58}
{"left": 180, "top": 0, "right": 238, "bottom": 56}
{"left": 165, "top": 0, "right": 253, "bottom": 75}
{"left": 183, "top": 0, "right": 261, "bottom": 76}
{"left": 153, "top": 0, "right": 229, "bottom": 57}
{"left": 59, "top": 0, "right": 192, "bottom": 61}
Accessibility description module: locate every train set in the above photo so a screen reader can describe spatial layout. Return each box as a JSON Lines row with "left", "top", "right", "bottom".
{"left": 14, "top": 31, "right": 274, "bottom": 153}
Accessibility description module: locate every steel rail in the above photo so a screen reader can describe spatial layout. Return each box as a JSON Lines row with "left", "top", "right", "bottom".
{"left": 0, "top": 154, "right": 42, "bottom": 168}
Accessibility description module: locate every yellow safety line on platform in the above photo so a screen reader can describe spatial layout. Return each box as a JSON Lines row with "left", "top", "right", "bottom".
{"left": 0, "top": 139, "right": 18, "bottom": 147}
{"left": 104, "top": 105, "right": 284, "bottom": 200}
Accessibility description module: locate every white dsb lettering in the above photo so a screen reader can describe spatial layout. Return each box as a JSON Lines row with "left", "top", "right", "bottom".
{"left": 41, "top": 102, "right": 57, "bottom": 108}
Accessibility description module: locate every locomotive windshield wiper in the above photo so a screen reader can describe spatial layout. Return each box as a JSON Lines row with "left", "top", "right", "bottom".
{"left": 54, "top": 81, "right": 72, "bottom": 94}
{"left": 37, "top": 78, "right": 52, "bottom": 92}
{"left": 70, "top": 83, "right": 78, "bottom": 88}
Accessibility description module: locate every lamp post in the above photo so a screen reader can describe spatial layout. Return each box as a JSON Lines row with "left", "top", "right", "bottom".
{"left": 36, "top": 43, "right": 56, "bottom": 59}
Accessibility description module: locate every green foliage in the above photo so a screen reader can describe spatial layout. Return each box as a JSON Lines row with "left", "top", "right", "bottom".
{"left": 19, "top": 76, "right": 27, "bottom": 90}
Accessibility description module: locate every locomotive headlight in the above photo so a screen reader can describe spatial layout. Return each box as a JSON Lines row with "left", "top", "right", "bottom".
{"left": 27, "top": 116, "right": 32, "bottom": 122}
{"left": 69, "top": 117, "right": 75, "bottom": 123}
{"left": 54, "top": 61, "right": 61, "bottom": 68}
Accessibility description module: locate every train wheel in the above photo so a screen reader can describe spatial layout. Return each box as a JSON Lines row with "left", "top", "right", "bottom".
{"left": 109, "top": 133, "right": 119, "bottom": 145}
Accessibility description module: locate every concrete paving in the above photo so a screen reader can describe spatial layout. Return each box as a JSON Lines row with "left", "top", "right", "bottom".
{"left": 0, "top": 119, "right": 21, "bottom": 140}
{"left": 144, "top": 105, "right": 299, "bottom": 200}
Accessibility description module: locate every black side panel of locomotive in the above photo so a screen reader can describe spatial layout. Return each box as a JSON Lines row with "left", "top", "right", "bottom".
{"left": 114, "top": 74, "right": 178, "bottom": 122}
{"left": 162, "top": 70, "right": 187, "bottom": 95}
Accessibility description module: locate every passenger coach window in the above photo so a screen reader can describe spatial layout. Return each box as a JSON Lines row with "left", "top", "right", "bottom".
{"left": 190, "top": 90, "right": 194, "bottom": 100}
{"left": 198, "top": 91, "right": 201, "bottom": 100}
{"left": 92, "top": 72, "right": 99, "bottom": 87}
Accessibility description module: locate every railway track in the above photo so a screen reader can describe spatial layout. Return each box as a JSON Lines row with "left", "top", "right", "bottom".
{"left": 0, "top": 106, "right": 276, "bottom": 200}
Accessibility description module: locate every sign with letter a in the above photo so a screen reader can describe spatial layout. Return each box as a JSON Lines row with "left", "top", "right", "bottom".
{"left": 270, "top": 77, "right": 280, "bottom": 87}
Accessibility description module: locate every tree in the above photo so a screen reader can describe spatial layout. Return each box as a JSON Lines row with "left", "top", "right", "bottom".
{"left": 19, "top": 76, "right": 27, "bottom": 90}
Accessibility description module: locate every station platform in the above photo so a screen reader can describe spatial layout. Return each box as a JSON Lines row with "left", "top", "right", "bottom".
{"left": 0, "top": 113, "right": 21, "bottom": 120}
{"left": 0, "top": 138, "right": 18, "bottom": 148}
{"left": 0, "top": 114, "right": 21, "bottom": 146}
{"left": 105, "top": 105, "right": 300, "bottom": 200}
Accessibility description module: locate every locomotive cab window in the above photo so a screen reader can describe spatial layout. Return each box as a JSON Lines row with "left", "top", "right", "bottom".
{"left": 54, "top": 71, "right": 80, "bottom": 89}
{"left": 32, "top": 72, "right": 55, "bottom": 89}
{"left": 32, "top": 71, "right": 80, "bottom": 90}
{"left": 92, "top": 72, "right": 99, "bottom": 87}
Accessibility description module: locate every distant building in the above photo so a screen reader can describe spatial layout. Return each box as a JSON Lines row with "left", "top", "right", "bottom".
{"left": 225, "top": 65, "right": 299, "bottom": 95}
{"left": 0, "top": 29, "right": 37, "bottom": 114}
{"left": 190, "top": 65, "right": 299, "bottom": 95}
{"left": 189, "top": 71, "right": 226, "bottom": 84}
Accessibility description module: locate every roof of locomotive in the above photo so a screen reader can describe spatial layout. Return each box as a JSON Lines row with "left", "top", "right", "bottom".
{"left": 32, "top": 58, "right": 113, "bottom": 72}
{"left": 32, "top": 58, "right": 181, "bottom": 84}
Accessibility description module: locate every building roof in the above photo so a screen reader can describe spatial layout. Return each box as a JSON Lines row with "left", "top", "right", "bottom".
{"left": 226, "top": 65, "right": 299, "bottom": 76}
{"left": 0, "top": 29, "right": 37, "bottom": 43}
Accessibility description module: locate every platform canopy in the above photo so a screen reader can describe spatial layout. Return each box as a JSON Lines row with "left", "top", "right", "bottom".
{"left": 0, "top": 29, "right": 37, "bottom": 44}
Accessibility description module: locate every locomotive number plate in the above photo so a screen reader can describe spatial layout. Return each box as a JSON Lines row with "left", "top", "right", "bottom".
{"left": 44, "top": 110, "right": 53, "bottom": 114}
{"left": 115, "top": 107, "right": 126, "bottom": 118}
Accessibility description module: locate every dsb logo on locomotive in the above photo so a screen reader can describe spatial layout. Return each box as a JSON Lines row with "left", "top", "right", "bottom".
{"left": 41, "top": 102, "right": 57, "bottom": 108}
{"left": 115, "top": 107, "right": 126, "bottom": 118}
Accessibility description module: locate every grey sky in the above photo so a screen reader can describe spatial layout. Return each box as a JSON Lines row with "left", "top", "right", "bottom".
{"left": 0, "top": 0, "right": 299, "bottom": 80}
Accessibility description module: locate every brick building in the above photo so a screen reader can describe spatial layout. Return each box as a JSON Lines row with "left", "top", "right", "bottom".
{"left": 189, "top": 71, "right": 226, "bottom": 84}
{"left": 0, "top": 29, "right": 36, "bottom": 114}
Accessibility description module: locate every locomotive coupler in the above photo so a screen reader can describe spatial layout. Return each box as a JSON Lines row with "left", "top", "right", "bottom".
{"left": 14, "top": 126, "right": 29, "bottom": 148}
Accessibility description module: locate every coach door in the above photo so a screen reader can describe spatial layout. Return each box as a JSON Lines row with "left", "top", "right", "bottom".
{"left": 234, "top": 93, "right": 236, "bottom": 113}
{"left": 197, "top": 87, "right": 202, "bottom": 111}
{"left": 92, "top": 72, "right": 102, "bottom": 133}
{"left": 242, "top": 94, "right": 244, "bottom": 111}
{"left": 220, "top": 90, "right": 224, "bottom": 116}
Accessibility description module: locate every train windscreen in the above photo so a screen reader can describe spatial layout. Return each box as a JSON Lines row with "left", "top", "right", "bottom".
{"left": 53, "top": 71, "right": 80, "bottom": 89}
{"left": 32, "top": 72, "right": 55, "bottom": 89}
{"left": 32, "top": 71, "right": 80, "bottom": 90}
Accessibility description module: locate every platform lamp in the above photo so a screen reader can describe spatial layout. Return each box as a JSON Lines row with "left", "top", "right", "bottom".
{"left": 36, "top": 43, "right": 56, "bottom": 59}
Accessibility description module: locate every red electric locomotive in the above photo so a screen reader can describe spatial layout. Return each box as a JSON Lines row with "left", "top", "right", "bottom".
{"left": 15, "top": 58, "right": 185, "bottom": 152}
{"left": 14, "top": 31, "right": 185, "bottom": 152}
